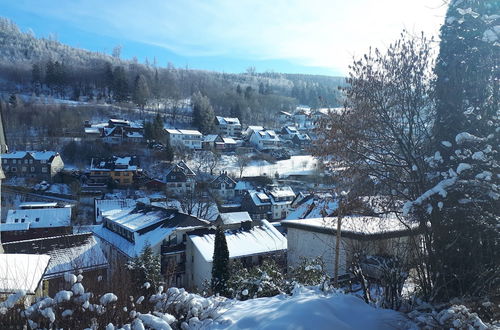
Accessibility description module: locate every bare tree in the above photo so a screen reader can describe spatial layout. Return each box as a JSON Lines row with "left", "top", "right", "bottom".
{"left": 314, "top": 31, "right": 436, "bottom": 297}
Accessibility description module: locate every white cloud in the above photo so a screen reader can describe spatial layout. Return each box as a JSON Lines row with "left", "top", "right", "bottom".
{"left": 15, "top": 0, "right": 448, "bottom": 74}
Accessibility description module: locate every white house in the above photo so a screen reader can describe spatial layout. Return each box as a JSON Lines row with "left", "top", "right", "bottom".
{"left": 186, "top": 220, "right": 287, "bottom": 289}
{"left": 282, "top": 216, "right": 421, "bottom": 278}
{"left": 267, "top": 186, "right": 295, "bottom": 220}
{"left": 165, "top": 129, "right": 203, "bottom": 149}
{"left": 249, "top": 130, "right": 281, "bottom": 151}
{"left": 215, "top": 116, "right": 242, "bottom": 137}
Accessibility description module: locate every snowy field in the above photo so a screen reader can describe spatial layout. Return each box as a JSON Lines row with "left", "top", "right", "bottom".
{"left": 212, "top": 286, "right": 413, "bottom": 330}
{"left": 219, "top": 155, "right": 319, "bottom": 177}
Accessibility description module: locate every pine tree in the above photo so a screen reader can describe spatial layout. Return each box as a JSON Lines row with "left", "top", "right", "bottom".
{"left": 127, "top": 244, "right": 162, "bottom": 294}
{"left": 112, "top": 66, "right": 129, "bottom": 102}
{"left": 211, "top": 226, "right": 230, "bottom": 296}
{"left": 191, "top": 92, "right": 216, "bottom": 134}
{"left": 427, "top": 0, "right": 499, "bottom": 299}
{"left": 133, "top": 74, "right": 150, "bottom": 109}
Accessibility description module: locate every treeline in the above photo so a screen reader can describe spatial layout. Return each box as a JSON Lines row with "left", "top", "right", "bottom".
{"left": 0, "top": 17, "right": 343, "bottom": 124}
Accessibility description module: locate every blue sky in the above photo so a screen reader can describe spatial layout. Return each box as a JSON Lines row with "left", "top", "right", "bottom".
{"left": 2, "top": 0, "right": 448, "bottom": 76}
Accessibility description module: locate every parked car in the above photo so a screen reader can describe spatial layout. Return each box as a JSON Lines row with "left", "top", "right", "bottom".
{"left": 359, "top": 255, "right": 395, "bottom": 280}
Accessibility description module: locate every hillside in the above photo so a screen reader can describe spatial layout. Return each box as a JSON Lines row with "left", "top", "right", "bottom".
{"left": 0, "top": 17, "right": 344, "bottom": 124}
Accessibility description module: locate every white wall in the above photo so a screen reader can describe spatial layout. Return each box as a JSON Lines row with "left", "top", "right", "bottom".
{"left": 286, "top": 227, "right": 348, "bottom": 277}
{"left": 186, "top": 238, "right": 212, "bottom": 289}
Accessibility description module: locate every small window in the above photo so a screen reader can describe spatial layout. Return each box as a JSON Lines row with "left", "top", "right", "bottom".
{"left": 14, "top": 219, "right": 18, "bottom": 223}
{"left": 24, "top": 159, "right": 28, "bottom": 164}
{"left": 21, "top": 219, "right": 25, "bottom": 223}
{"left": 2, "top": 159, "right": 6, "bottom": 164}
{"left": 29, "top": 159, "right": 33, "bottom": 164}
{"left": 11, "top": 167, "right": 17, "bottom": 172}
{"left": 35, "top": 217, "right": 40, "bottom": 222}
{"left": 12, "top": 159, "right": 16, "bottom": 164}
{"left": 30, "top": 167, "right": 35, "bottom": 172}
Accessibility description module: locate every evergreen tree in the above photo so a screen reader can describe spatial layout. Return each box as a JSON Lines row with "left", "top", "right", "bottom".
{"left": 133, "top": 74, "right": 150, "bottom": 109}
{"left": 191, "top": 91, "right": 216, "bottom": 134}
{"left": 427, "top": 0, "right": 499, "bottom": 299}
{"left": 127, "top": 244, "right": 162, "bottom": 294}
{"left": 236, "top": 84, "right": 242, "bottom": 95}
{"left": 211, "top": 226, "right": 230, "bottom": 296}
{"left": 112, "top": 66, "right": 129, "bottom": 102}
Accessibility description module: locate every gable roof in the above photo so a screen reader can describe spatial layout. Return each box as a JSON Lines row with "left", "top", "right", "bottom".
{"left": 6, "top": 207, "right": 71, "bottom": 229}
{"left": 90, "top": 156, "right": 139, "bottom": 171}
{"left": 218, "top": 212, "right": 252, "bottom": 225}
{"left": 189, "top": 220, "right": 287, "bottom": 262}
{"left": 211, "top": 172, "right": 236, "bottom": 186}
{"left": 252, "top": 130, "right": 280, "bottom": 142}
{"left": 2, "top": 151, "right": 59, "bottom": 161}
{"left": 3, "top": 233, "right": 108, "bottom": 279}
{"left": 216, "top": 116, "right": 241, "bottom": 126}
{"left": 0, "top": 254, "right": 51, "bottom": 294}
{"left": 281, "top": 216, "right": 420, "bottom": 240}
{"left": 165, "top": 161, "right": 196, "bottom": 178}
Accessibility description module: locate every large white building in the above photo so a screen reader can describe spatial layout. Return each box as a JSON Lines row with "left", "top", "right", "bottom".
{"left": 249, "top": 130, "right": 281, "bottom": 151}
{"left": 165, "top": 129, "right": 203, "bottom": 149}
{"left": 186, "top": 220, "right": 287, "bottom": 289}
{"left": 215, "top": 116, "right": 242, "bottom": 137}
{"left": 282, "top": 216, "right": 421, "bottom": 278}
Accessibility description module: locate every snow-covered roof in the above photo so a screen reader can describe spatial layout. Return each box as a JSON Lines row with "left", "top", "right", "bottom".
{"left": 3, "top": 233, "right": 108, "bottom": 279}
{"left": 268, "top": 186, "right": 295, "bottom": 199}
{"left": 283, "top": 126, "right": 299, "bottom": 134}
{"left": 282, "top": 216, "right": 419, "bottom": 239}
{"left": 0, "top": 254, "right": 51, "bottom": 294}
{"left": 216, "top": 116, "right": 241, "bottom": 126}
{"left": 248, "top": 190, "right": 272, "bottom": 206}
{"left": 90, "top": 156, "right": 138, "bottom": 171}
{"left": 19, "top": 202, "right": 59, "bottom": 209}
{"left": 0, "top": 222, "right": 31, "bottom": 231}
{"left": 166, "top": 128, "right": 202, "bottom": 136}
{"left": 286, "top": 195, "right": 337, "bottom": 220}
{"left": 222, "top": 137, "right": 237, "bottom": 144}
{"left": 6, "top": 208, "right": 71, "bottom": 229}
{"left": 203, "top": 134, "right": 220, "bottom": 142}
{"left": 105, "top": 207, "right": 174, "bottom": 232}
{"left": 126, "top": 131, "right": 143, "bottom": 138}
{"left": 190, "top": 220, "right": 287, "bottom": 262}
{"left": 84, "top": 127, "right": 101, "bottom": 134}
{"left": 253, "top": 130, "right": 280, "bottom": 142}
{"left": 95, "top": 198, "right": 137, "bottom": 223}
{"left": 2, "top": 151, "right": 59, "bottom": 161}
{"left": 218, "top": 212, "right": 252, "bottom": 225}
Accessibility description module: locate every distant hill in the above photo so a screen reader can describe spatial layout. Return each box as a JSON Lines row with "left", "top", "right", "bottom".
{"left": 0, "top": 17, "right": 345, "bottom": 123}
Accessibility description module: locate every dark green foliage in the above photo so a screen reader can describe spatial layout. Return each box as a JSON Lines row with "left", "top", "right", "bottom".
{"left": 127, "top": 244, "right": 163, "bottom": 294}
{"left": 192, "top": 91, "right": 216, "bottom": 134}
{"left": 112, "top": 66, "right": 129, "bottom": 102}
{"left": 133, "top": 74, "right": 150, "bottom": 108}
{"left": 429, "top": 0, "right": 499, "bottom": 300}
{"left": 290, "top": 257, "right": 329, "bottom": 286}
{"left": 211, "top": 226, "right": 230, "bottom": 296}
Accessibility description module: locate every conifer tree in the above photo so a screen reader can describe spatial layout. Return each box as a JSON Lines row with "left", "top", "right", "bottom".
{"left": 191, "top": 91, "right": 216, "bottom": 134}
{"left": 427, "top": 0, "right": 499, "bottom": 299}
{"left": 133, "top": 74, "right": 150, "bottom": 109}
{"left": 211, "top": 226, "right": 230, "bottom": 296}
{"left": 127, "top": 244, "right": 162, "bottom": 294}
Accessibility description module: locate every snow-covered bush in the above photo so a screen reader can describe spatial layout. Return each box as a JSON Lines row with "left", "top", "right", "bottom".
{"left": 290, "top": 257, "right": 330, "bottom": 287}
{"left": 0, "top": 273, "right": 225, "bottom": 329}
{"left": 407, "top": 303, "right": 495, "bottom": 329}
{"left": 227, "top": 259, "right": 290, "bottom": 300}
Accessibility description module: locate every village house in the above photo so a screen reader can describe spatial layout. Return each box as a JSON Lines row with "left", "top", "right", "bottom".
{"left": 249, "top": 130, "right": 281, "bottom": 151}
{"left": 2, "top": 203, "right": 72, "bottom": 242}
{"left": 84, "top": 119, "right": 144, "bottom": 144}
{"left": 3, "top": 233, "right": 108, "bottom": 296}
{"left": 279, "top": 126, "right": 300, "bottom": 139}
{"left": 165, "top": 128, "right": 203, "bottom": 150}
{"left": 89, "top": 156, "right": 140, "bottom": 187}
{"left": 202, "top": 134, "right": 225, "bottom": 150}
{"left": 214, "top": 211, "right": 253, "bottom": 230}
{"left": 243, "top": 125, "right": 264, "bottom": 139}
{"left": 215, "top": 116, "right": 242, "bottom": 137}
{"left": 165, "top": 161, "right": 196, "bottom": 196}
{"left": 292, "top": 133, "right": 311, "bottom": 147}
{"left": 1, "top": 151, "right": 64, "bottom": 181}
{"left": 92, "top": 202, "right": 209, "bottom": 288}
{"left": 282, "top": 216, "right": 421, "bottom": 278}
{"left": 267, "top": 186, "right": 296, "bottom": 220}
{"left": 241, "top": 190, "right": 272, "bottom": 221}
{"left": 278, "top": 111, "right": 293, "bottom": 125}
{"left": 209, "top": 171, "right": 237, "bottom": 201}
{"left": 186, "top": 219, "right": 287, "bottom": 289}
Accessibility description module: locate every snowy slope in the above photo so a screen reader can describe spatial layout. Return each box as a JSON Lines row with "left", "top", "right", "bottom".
{"left": 212, "top": 286, "right": 412, "bottom": 330}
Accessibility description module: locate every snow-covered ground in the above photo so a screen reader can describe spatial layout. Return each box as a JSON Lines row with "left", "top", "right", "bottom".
{"left": 212, "top": 286, "right": 413, "bottom": 330}
{"left": 218, "top": 155, "right": 319, "bottom": 177}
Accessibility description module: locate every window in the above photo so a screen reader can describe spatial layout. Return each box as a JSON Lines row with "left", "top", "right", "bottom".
{"left": 41, "top": 167, "right": 48, "bottom": 173}
{"left": 14, "top": 219, "right": 18, "bottom": 223}
{"left": 29, "top": 159, "right": 33, "bottom": 164}
{"left": 12, "top": 159, "right": 16, "bottom": 164}
{"left": 21, "top": 166, "right": 27, "bottom": 172}
{"left": 2, "top": 159, "right": 6, "bottom": 164}
{"left": 11, "top": 167, "right": 17, "bottom": 172}
{"left": 35, "top": 217, "right": 40, "bottom": 222}
{"left": 30, "top": 167, "right": 35, "bottom": 172}
{"left": 21, "top": 219, "right": 25, "bottom": 223}
{"left": 24, "top": 159, "right": 28, "bottom": 164}
{"left": 41, "top": 160, "right": 46, "bottom": 164}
